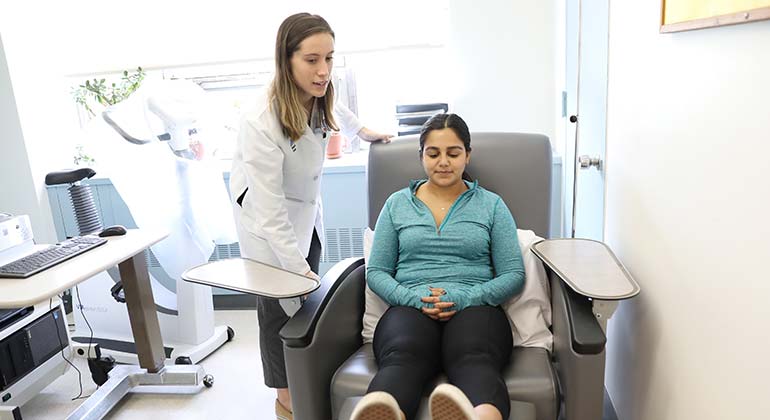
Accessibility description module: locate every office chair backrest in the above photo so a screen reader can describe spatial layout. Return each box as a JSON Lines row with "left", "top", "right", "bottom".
{"left": 395, "top": 103, "right": 449, "bottom": 136}
{"left": 367, "top": 132, "right": 552, "bottom": 238}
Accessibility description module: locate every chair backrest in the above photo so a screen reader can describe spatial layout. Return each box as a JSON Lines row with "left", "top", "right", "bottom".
{"left": 367, "top": 132, "right": 552, "bottom": 238}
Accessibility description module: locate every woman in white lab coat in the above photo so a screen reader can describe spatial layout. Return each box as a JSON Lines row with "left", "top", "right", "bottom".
{"left": 229, "top": 12, "right": 392, "bottom": 420}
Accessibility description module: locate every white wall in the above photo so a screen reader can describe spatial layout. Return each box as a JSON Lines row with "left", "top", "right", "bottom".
{"left": 0, "top": 35, "right": 59, "bottom": 243}
{"left": 347, "top": 47, "right": 450, "bottom": 135}
{"left": 0, "top": 37, "right": 35, "bottom": 224}
{"left": 604, "top": 3, "right": 770, "bottom": 419}
{"left": 448, "top": 0, "right": 559, "bottom": 148}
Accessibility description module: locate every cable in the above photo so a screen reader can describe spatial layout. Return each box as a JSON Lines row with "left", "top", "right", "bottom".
{"left": 74, "top": 285, "right": 114, "bottom": 393}
{"left": 75, "top": 286, "right": 95, "bottom": 357}
{"left": 50, "top": 296, "right": 89, "bottom": 400}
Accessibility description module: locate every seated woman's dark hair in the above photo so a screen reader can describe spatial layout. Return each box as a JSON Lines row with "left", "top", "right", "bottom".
{"left": 418, "top": 113, "right": 473, "bottom": 181}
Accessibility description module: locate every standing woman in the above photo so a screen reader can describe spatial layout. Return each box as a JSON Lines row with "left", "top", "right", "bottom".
{"left": 230, "top": 12, "right": 392, "bottom": 420}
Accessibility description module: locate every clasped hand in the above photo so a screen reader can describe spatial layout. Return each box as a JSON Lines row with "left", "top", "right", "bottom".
{"left": 421, "top": 287, "right": 456, "bottom": 321}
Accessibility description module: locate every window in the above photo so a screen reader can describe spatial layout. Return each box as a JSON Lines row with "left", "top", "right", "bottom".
{"left": 163, "top": 57, "right": 357, "bottom": 160}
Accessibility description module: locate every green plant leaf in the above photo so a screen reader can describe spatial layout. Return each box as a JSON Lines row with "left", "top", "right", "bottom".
{"left": 72, "top": 67, "right": 145, "bottom": 119}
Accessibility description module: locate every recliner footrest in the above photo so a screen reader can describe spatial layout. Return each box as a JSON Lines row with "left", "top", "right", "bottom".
{"left": 331, "top": 345, "right": 556, "bottom": 420}
{"left": 338, "top": 397, "right": 535, "bottom": 420}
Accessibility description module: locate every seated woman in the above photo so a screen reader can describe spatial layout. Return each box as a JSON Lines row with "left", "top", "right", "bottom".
{"left": 351, "top": 114, "right": 525, "bottom": 420}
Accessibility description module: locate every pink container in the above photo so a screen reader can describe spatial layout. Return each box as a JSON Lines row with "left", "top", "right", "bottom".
{"left": 327, "top": 132, "right": 344, "bottom": 159}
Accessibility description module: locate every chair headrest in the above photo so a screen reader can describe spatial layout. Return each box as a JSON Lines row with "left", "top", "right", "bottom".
{"left": 367, "top": 132, "right": 552, "bottom": 238}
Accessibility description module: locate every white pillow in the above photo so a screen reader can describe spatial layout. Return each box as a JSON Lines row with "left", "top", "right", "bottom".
{"left": 362, "top": 228, "right": 553, "bottom": 351}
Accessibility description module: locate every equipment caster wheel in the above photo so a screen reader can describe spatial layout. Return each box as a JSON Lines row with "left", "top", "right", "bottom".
{"left": 203, "top": 374, "right": 214, "bottom": 388}
{"left": 175, "top": 356, "right": 192, "bottom": 365}
{"left": 226, "top": 326, "right": 235, "bottom": 342}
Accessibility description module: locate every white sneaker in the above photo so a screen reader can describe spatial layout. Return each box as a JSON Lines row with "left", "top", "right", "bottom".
{"left": 429, "top": 384, "right": 478, "bottom": 420}
{"left": 350, "top": 391, "right": 403, "bottom": 420}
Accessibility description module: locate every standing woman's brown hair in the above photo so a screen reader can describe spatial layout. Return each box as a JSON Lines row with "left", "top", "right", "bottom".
{"left": 270, "top": 13, "right": 339, "bottom": 140}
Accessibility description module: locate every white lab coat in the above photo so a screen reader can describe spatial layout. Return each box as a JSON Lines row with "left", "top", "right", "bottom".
{"left": 230, "top": 89, "right": 363, "bottom": 275}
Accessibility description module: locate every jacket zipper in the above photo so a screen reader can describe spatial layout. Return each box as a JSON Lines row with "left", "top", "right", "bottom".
{"left": 412, "top": 181, "right": 474, "bottom": 235}
{"left": 423, "top": 188, "right": 473, "bottom": 235}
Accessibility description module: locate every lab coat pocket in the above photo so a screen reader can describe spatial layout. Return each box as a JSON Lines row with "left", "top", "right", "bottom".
{"left": 284, "top": 198, "right": 315, "bottom": 255}
{"left": 282, "top": 165, "right": 308, "bottom": 200}
{"left": 284, "top": 197, "right": 305, "bottom": 218}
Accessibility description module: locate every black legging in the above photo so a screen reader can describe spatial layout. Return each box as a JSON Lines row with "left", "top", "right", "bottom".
{"left": 368, "top": 305, "right": 513, "bottom": 420}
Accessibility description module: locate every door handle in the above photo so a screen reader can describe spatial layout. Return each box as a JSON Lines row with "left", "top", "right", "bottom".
{"left": 578, "top": 155, "right": 602, "bottom": 170}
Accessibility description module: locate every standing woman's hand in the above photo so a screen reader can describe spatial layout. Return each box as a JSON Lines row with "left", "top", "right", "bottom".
{"left": 301, "top": 271, "right": 320, "bottom": 301}
{"left": 358, "top": 127, "right": 394, "bottom": 144}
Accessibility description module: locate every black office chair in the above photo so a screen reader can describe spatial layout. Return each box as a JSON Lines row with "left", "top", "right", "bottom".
{"left": 280, "top": 133, "right": 608, "bottom": 420}
{"left": 396, "top": 103, "right": 448, "bottom": 136}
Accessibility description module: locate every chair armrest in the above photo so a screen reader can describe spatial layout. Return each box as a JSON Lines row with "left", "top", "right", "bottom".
{"left": 550, "top": 269, "right": 606, "bottom": 420}
{"left": 280, "top": 258, "right": 367, "bottom": 420}
{"left": 559, "top": 274, "right": 607, "bottom": 355}
{"left": 280, "top": 257, "right": 365, "bottom": 347}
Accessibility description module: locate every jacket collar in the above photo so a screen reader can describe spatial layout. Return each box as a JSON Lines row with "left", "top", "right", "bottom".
{"left": 409, "top": 179, "right": 478, "bottom": 195}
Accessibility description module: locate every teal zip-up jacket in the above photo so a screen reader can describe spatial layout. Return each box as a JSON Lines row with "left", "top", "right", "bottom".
{"left": 366, "top": 179, "right": 525, "bottom": 312}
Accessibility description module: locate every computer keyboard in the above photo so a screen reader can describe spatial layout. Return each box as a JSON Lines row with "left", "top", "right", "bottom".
{"left": 0, "top": 236, "right": 108, "bottom": 279}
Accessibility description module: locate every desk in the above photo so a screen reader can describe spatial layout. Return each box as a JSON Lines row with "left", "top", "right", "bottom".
{"left": 0, "top": 229, "right": 211, "bottom": 420}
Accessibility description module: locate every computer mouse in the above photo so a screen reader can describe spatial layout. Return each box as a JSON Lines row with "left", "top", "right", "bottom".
{"left": 98, "top": 225, "right": 127, "bottom": 237}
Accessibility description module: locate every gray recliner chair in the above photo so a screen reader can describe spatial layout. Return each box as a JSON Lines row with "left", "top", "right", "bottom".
{"left": 280, "top": 133, "right": 608, "bottom": 420}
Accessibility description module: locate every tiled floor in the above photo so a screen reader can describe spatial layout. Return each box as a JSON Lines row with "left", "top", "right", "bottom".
{"left": 19, "top": 310, "right": 276, "bottom": 419}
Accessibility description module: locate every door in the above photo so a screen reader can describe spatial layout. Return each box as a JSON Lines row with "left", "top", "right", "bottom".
{"left": 564, "top": 0, "right": 609, "bottom": 240}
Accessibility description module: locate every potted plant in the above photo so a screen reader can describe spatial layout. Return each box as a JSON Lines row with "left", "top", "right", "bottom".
{"left": 70, "top": 67, "right": 145, "bottom": 165}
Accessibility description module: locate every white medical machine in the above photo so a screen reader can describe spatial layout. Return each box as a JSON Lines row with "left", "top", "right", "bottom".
{"left": 64, "top": 80, "right": 237, "bottom": 368}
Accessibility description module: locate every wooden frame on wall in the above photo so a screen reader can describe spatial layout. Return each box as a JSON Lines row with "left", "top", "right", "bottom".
{"left": 661, "top": 0, "right": 770, "bottom": 33}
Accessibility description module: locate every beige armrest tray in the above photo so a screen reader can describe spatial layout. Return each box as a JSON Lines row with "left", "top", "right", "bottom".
{"left": 532, "top": 239, "right": 640, "bottom": 300}
{"left": 182, "top": 258, "right": 320, "bottom": 299}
